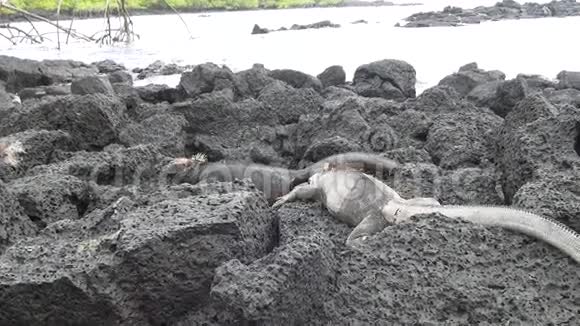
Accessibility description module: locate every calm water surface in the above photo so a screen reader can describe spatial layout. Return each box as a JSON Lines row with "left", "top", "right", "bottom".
{"left": 1, "top": 0, "right": 579, "bottom": 92}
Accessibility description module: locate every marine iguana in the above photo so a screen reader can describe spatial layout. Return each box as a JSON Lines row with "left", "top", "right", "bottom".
{"left": 382, "top": 201, "right": 580, "bottom": 264}
{"left": 0, "top": 141, "right": 25, "bottom": 167}
{"left": 272, "top": 166, "right": 440, "bottom": 243}
{"left": 166, "top": 152, "right": 399, "bottom": 202}
{"left": 272, "top": 167, "right": 580, "bottom": 263}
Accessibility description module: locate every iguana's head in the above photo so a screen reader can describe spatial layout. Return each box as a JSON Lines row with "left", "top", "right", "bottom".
{"left": 172, "top": 152, "right": 208, "bottom": 170}
{"left": 0, "top": 141, "right": 25, "bottom": 167}
{"left": 164, "top": 152, "right": 208, "bottom": 184}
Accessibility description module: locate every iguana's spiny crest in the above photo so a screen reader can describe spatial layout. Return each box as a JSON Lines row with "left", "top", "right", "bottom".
{"left": 173, "top": 152, "right": 208, "bottom": 170}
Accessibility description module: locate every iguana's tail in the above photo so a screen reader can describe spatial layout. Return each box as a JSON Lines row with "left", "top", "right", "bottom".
{"left": 291, "top": 152, "right": 399, "bottom": 188}
{"left": 383, "top": 202, "right": 580, "bottom": 264}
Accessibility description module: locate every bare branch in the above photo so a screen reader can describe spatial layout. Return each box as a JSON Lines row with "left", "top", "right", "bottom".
{"left": 0, "top": 30, "right": 17, "bottom": 45}
{"left": 0, "top": 23, "right": 42, "bottom": 44}
{"left": 56, "top": 0, "right": 64, "bottom": 49}
{"left": 162, "top": 0, "right": 195, "bottom": 39}
{"left": 0, "top": 2, "right": 94, "bottom": 41}
{"left": 22, "top": 15, "right": 44, "bottom": 42}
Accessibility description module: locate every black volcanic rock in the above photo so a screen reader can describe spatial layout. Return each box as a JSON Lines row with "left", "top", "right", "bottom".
{"left": 400, "top": 0, "right": 580, "bottom": 28}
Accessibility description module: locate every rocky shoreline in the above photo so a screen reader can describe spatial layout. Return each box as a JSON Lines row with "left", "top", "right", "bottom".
{"left": 1, "top": 54, "right": 579, "bottom": 325}
{"left": 400, "top": 0, "right": 580, "bottom": 28}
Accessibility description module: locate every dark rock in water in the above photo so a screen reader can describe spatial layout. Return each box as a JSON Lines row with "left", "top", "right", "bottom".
{"left": 71, "top": 75, "right": 115, "bottom": 96}
{"left": 496, "top": 0, "right": 522, "bottom": 9}
{"left": 92, "top": 59, "right": 126, "bottom": 73}
{"left": 0, "top": 94, "right": 126, "bottom": 151}
{"left": 400, "top": 0, "right": 580, "bottom": 28}
{"left": 252, "top": 20, "right": 341, "bottom": 35}
{"left": 443, "top": 5, "right": 463, "bottom": 14}
{"left": 0, "top": 180, "right": 37, "bottom": 251}
{"left": 251, "top": 24, "right": 269, "bottom": 34}
{"left": 269, "top": 69, "right": 323, "bottom": 92}
{"left": 438, "top": 62, "right": 505, "bottom": 96}
{"left": 107, "top": 70, "right": 133, "bottom": 85}
{"left": 290, "top": 20, "right": 340, "bottom": 30}
{"left": 257, "top": 80, "right": 323, "bottom": 124}
{"left": 235, "top": 64, "right": 276, "bottom": 98}
{"left": 401, "top": 11, "right": 462, "bottom": 27}
{"left": 179, "top": 63, "right": 237, "bottom": 98}
{"left": 317, "top": 65, "right": 346, "bottom": 88}
{"left": 18, "top": 84, "right": 71, "bottom": 100}
{"left": 496, "top": 94, "right": 580, "bottom": 203}
{"left": 353, "top": 59, "right": 416, "bottom": 101}
{"left": 523, "top": 2, "right": 554, "bottom": 17}
{"left": 557, "top": 70, "right": 580, "bottom": 90}
{"left": 546, "top": 0, "right": 580, "bottom": 16}
{"left": 0, "top": 55, "right": 97, "bottom": 92}
{"left": 351, "top": 19, "right": 368, "bottom": 24}
{"left": 8, "top": 174, "right": 91, "bottom": 228}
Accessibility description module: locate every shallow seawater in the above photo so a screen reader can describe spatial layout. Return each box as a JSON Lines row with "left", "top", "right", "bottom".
{"left": 1, "top": 0, "right": 579, "bottom": 93}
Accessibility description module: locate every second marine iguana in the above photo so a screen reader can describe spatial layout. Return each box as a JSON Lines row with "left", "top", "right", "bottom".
{"left": 272, "top": 165, "right": 439, "bottom": 243}
{"left": 272, "top": 167, "right": 580, "bottom": 264}
{"left": 0, "top": 141, "right": 25, "bottom": 167}
{"left": 164, "top": 152, "right": 399, "bottom": 202}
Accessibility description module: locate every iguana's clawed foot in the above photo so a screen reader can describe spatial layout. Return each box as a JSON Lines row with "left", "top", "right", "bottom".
{"left": 272, "top": 195, "right": 290, "bottom": 209}
{"left": 345, "top": 235, "right": 370, "bottom": 249}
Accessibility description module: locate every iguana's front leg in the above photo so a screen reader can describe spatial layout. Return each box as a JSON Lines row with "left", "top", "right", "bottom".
{"left": 345, "top": 212, "right": 389, "bottom": 246}
{"left": 272, "top": 183, "right": 320, "bottom": 209}
{"left": 346, "top": 197, "right": 440, "bottom": 246}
